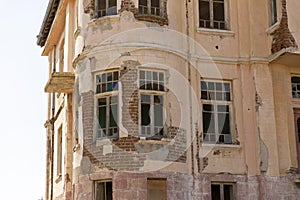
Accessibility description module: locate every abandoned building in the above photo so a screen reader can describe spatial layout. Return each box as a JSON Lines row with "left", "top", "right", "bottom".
{"left": 37, "top": 0, "right": 300, "bottom": 199}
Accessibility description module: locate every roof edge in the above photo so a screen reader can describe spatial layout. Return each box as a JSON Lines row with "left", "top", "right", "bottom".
{"left": 36, "top": 0, "right": 61, "bottom": 47}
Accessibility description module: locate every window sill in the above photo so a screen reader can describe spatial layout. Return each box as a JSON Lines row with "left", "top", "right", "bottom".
{"left": 138, "top": 137, "right": 173, "bottom": 145}
{"left": 202, "top": 143, "right": 241, "bottom": 148}
{"left": 266, "top": 21, "right": 280, "bottom": 35}
{"left": 197, "top": 28, "right": 235, "bottom": 37}
{"left": 96, "top": 138, "right": 113, "bottom": 146}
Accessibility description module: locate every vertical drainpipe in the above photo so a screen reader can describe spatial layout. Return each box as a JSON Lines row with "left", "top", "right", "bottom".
{"left": 185, "top": 0, "right": 196, "bottom": 194}
{"left": 50, "top": 45, "right": 56, "bottom": 200}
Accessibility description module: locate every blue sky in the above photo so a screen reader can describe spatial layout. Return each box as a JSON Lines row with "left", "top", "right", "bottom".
{"left": 0, "top": 0, "right": 48, "bottom": 199}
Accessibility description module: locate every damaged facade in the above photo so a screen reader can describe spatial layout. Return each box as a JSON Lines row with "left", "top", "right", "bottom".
{"left": 37, "top": 0, "right": 300, "bottom": 199}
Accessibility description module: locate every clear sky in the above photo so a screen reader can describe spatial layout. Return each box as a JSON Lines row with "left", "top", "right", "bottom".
{"left": 0, "top": 0, "right": 48, "bottom": 199}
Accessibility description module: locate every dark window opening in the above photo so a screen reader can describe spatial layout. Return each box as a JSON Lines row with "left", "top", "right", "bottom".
{"left": 138, "top": 0, "right": 161, "bottom": 16}
{"left": 96, "top": 0, "right": 117, "bottom": 18}
{"left": 95, "top": 181, "right": 113, "bottom": 200}
{"left": 199, "top": 0, "right": 226, "bottom": 30}
{"left": 211, "top": 183, "right": 234, "bottom": 200}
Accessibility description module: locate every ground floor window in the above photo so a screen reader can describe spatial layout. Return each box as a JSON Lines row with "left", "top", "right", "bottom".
{"left": 94, "top": 180, "right": 113, "bottom": 200}
{"left": 211, "top": 182, "right": 235, "bottom": 200}
{"left": 147, "top": 178, "right": 167, "bottom": 200}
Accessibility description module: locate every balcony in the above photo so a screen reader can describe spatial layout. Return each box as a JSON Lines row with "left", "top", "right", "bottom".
{"left": 44, "top": 72, "right": 75, "bottom": 93}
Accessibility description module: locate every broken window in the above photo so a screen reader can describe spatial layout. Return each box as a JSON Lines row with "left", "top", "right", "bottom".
{"left": 147, "top": 178, "right": 167, "bottom": 200}
{"left": 201, "top": 80, "right": 232, "bottom": 144}
{"left": 291, "top": 77, "right": 300, "bottom": 98}
{"left": 96, "top": 0, "right": 117, "bottom": 18}
{"left": 199, "top": 0, "right": 226, "bottom": 30}
{"left": 96, "top": 71, "right": 119, "bottom": 138}
{"left": 211, "top": 182, "right": 235, "bottom": 200}
{"left": 94, "top": 180, "right": 113, "bottom": 200}
{"left": 270, "top": 0, "right": 277, "bottom": 25}
{"left": 139, "top": 70, "right": 165, "bottom": 139}
{"left": 138, "top": 0, "right": 161, "bottom": 16}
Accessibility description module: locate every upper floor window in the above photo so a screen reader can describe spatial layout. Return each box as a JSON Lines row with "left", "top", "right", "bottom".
{"left": 95, "top": 0, "right": 117, "bottom": 18}
{"left": 292, "top": 76, "right": 300, "bottom": 98}
{"left": 139, "top": 0, "right": 161, "bottom": 16}
{"left": 270, "top": 0, "right": 278, "bottom": 26}
{"left": 201, "top": 80, "right": 232, "bottom": 144}
{"left": 139, "top": 70, "right": 165, "bottom": 139}
{"left": 199, "top": 0, "right": 226, "bottom": 30}
{"left": 95, "top": 71, "right": 119, "bottom": 139}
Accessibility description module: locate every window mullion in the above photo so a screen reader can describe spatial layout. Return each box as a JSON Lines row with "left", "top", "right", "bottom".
{"left": 150, "top": 95, "right": 154, "bottom": 134}
{"left": 106, "top": 97, "right": 110, "bottom": 136}
{"left": 210, "top": 0, "right": 214, "bottom": 28}
{"left": 148, "top": 0, "right": 151, "bottom": 14}
{"left": 220, "top": 184, "right": 224, "bottom": 200}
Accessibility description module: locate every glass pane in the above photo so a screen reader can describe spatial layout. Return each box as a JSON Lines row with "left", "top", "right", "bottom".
{"left": 217, "top": 105, "right": 229, "bottom": 112}
{"left": 141, "top": 104, "right": 151, "bottom": 126}
{"left": 201, "top": 81, "right": 207, "bottom": 90}
{"left": 203, "top": 112, "right": 215, "bottom": 133}
{"left": 113, "top": 82, "right": 118, "bottom": 90}
{"left": 209, "top": 91, "right": 215, "bottom": 100}
{"left": 141, "top": 94, "right": 151, "bottom": 103}
{"left": 101, "top": 83, "right": 107, "bottom": 93}
{"left": 140, "top": 70, "right": 145, "bottom": 79}
{"left": 109, "top": 0, "right": 117, "bottom": 7}
{"left": 107, "top": 72, "right": 112, "bottom": 82}
{"left": 213, "top": 2, "right": 225, "bottom": 21}
{"left": 208, "top": 82, "right": 215, "bottom": 90}
{"left": 216, "top": 92, "right": 223, "bottom": 100}
{"left": 211, "top": 184, "right": 221, "bottom": 200}
{"left": 106, "top": 182, "right": 113, "bottom": 200}
{"left": 203, "top": 104, "right": 213, "bottom": 112}
{"left": 113, "top": 71, "right": 119, "bottom": 81}
{"left": 146, "top": 71, "right": 152, "bottom": 80}
{"left": 146, "top": 81, "right": 152, "bottom": 90}
{"left": 110, "top": 104, "right": 118, "bottom": 127}
{"left": 153, "top": 71, "right": 158, "bottom": 80}
{"left": 99, "top": 0, "right": 106, "bottom": 10}
{"left": 224, "top": 184, "right": 233, "bottom": 200}
{"left": 139, "top": 0, "right": 147, "bottom": 6}
{"left": 201, "top": 91, "right": 208, "bottom": 100}
{"left": 101, "top": 73, "right": 106, "bottom": 83}
{"left": 154, "top": 96, "right": 163, "bottom": 126}
{"left": 96, "top": 74, "right": 101, "bottom": 83}
{"left": 216, "top": 82, "right": 223, "bottom": 91}
{"left": 140, "top": 81, "right": 146, "bottom": 89}
{"left": 218, "top": 113, "right": 230, "bottom": 134}
{"left": 96, "top": 182, "right": 105, "bottom": 200}
{"left": 98, "top": 98, "right": 106, "bottom": 106}
{"left": 107, "top": 82, "right": 113, "bottom": 92}
{"left": 151, "top": 0, "right": 160, "bottom": 7}
{"left": 153, "top": 82, "right": 158, "bottom": 90}
{"left": 199, "top": 1, "right": 210, "bottom": 20}
{"left": 224, "top": 83, "right": 230, "bottom": 91}
{"left": 159, "top": 72, "right": 164, "bottom": 81}
{"left": 99, "top": 107, "right": 106, "bottom": 129}
{"left": 154, "top": 95, "right": 163, "bottom": 104}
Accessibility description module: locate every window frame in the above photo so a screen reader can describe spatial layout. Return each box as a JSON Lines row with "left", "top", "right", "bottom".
{"left": 56, "top": 125, "right": 63, "bottom": 177}
{"left": 95, "top": 70, "right": 120, "bottom": 139}
{"left": 95, "top": 0, "right": 118, "bottom": 18}
{"left": 291, "top": 76, "right": 300, "bottom": 99}
{"left": 211, "top": 182, "right": 236, "bottom": 200}
{"left": 198, "top": 0, "right": 229, "bottom": 30}
{"left": 201, "top": 80, "right": 233, "bottom": 144}
{"left": 94, "top": 180, "right": 113, "bottom": 200}
{"left": 138, "top": 69, "right": 166, "bottom": 139}
{"left": 269, "top": 0, "right": 278, "bottom": 26}
{"left": 138, "top": 0, "right": 162, "bottom": 16}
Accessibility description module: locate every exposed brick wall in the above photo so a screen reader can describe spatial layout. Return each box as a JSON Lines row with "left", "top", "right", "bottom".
{"left": 166, "top": 127, "right": 187, "bottom": 163}
{"left": 120, "top": 60, "right": 140, "bottom": 137}
{"left": 81, "top": 91, "right": 94, "bottom": 153}
{"left": 271, "top": 0, "right": 298, "bottom": 53}
{"left": 74, "top": 172, "right": 300, "bottom": 200}
{"left": 112, "top": 135, "right": 139, "bottom": 151}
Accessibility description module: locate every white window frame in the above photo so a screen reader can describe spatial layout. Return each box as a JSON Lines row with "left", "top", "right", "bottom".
{"left": 138, "top": 0, "right": 162, "bottom": 16}
{"left": 95, "top": 70, "right": 119, "bottom": 139}
{"left": 291, "top": 76, "right": 300, "bottom": 99}
{"left": 139, "top": 69, "right": 166, "bottom": 139}
{"left": 95, "top": 0, "right": 117, "bottom": 18}
{"left": 198, "top": 0, "right": 229, "bottom": 30}
{"left": 94, "top": 180, "right": 113, "bottom": 200}
{"left": 201, "top": 80, "right": 233, "bottom": 144}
